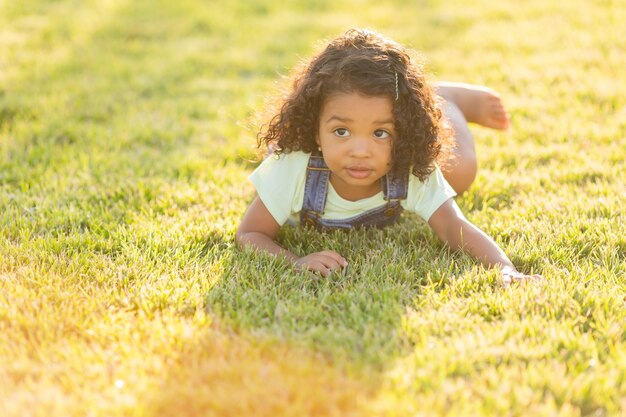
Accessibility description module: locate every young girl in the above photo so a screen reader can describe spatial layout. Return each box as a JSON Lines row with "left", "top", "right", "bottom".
{"left": 236, "top": 28, "right": 541, "bottom": 285}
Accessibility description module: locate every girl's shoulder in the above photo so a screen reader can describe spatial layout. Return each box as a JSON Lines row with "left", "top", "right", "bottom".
{"left": 264, "top": 150, "right": 311, "bottom": 164}
{"left": 403, "top": 166, "right": 456, "bottom": 221}
{"left": 250, "top": 151, "right": 311, "bottom": 225}
{"left": 407, "top": 166, "right": 455, "bottom": 195}
{"left": 252, "top": 151, "right": 311, "bottom": 183}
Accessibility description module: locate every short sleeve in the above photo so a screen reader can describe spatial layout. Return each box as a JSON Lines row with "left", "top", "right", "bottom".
{"left": 402, "top": 167, "right": 457, "bottom": 221}
{"left": 248, "top": 152, "right": 309, "bottom": 225}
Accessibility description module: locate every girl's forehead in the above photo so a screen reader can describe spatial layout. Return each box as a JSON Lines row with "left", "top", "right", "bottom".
{"left": 322, "top": 91, "right": 393, "bottom": 108}
{"left": 319, "top": 92, "right": 394, "bottom": 122}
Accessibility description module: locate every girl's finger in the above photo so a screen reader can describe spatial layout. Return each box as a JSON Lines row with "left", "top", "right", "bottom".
{"left": 317, "top": 251, "right": 348, "bottom": 267}
{"left": 311, "top": 257, "right": 343, "bottom": 277}
{"left": 306, "top": 260, "right": 333, "bottom": 277}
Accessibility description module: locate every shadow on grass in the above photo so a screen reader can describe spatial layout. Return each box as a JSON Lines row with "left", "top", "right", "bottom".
{"left": 204, "top": 216, "right": 468, "bottom": 370}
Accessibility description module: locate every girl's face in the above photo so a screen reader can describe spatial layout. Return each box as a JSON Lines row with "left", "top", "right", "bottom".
{"left": 317, "top": 91, "right": 394, "bottom": 201}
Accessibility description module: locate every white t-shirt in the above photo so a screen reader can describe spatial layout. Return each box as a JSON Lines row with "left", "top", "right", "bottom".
{"left": 249, "top": 151, "right": 456, "bottom": 226}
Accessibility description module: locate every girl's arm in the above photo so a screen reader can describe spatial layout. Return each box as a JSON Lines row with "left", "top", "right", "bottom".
{"left": 235, "top": 196, "right": 347, "bottom": 277}
{"left": 428, "top": 199, "right": 541, "bottom": 285}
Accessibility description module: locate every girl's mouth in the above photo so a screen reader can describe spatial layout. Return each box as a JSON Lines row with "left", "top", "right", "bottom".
{"left": 346, "top": 166, "right": 372, "bottom": 179}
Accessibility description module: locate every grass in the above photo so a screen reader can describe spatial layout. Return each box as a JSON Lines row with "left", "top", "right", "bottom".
{"left": 1, "top": 0, "right": 625, "bottom": 415}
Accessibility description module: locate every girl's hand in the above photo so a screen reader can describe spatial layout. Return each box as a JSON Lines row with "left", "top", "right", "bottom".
{"left": 501, "top": 266, "right": 542, "bottom": 287}
{"left": 294, "top": 250, "right": 348, "bottom": 277}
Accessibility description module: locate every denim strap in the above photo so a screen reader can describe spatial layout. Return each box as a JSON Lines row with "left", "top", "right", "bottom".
{"left": 300, "top": 152, "right": 330, "bottom": 226}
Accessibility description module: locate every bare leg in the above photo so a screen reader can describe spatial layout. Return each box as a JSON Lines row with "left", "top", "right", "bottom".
{"left": 434, "top": 82, "right": 510, "bottom": 194}
{"left": 435, "top": 82, "right": 510, "bottom": 130}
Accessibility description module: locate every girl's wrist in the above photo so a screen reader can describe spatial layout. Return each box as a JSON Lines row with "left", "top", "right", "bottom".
{"left": 280, "top": 250, "right": 300, "bottom": 264}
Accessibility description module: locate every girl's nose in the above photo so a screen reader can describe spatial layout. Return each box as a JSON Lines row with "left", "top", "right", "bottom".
{"left": 349, "top": 136, "right": 371, "bottom": 157}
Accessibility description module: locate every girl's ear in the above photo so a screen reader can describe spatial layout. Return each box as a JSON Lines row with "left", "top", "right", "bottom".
{"left": 314, "top": 135, "right": 321, "bottom": 152}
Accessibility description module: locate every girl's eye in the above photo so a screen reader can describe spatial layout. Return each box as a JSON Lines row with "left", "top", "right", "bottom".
{"left": 374, "top": 130, "right": 391, "bottom": 139}
{"left": 334, "top": 128, "right": 350, "bottom": 137}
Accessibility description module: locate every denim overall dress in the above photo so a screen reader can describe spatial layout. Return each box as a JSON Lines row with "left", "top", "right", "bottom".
{"left": 300, "top": 152, "right": 409, "bottom": 230}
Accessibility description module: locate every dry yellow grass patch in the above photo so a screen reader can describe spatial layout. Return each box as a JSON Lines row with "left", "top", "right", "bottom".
{"left": 146, "top": 322, "right": 374, "bottom": 417}
{"left": 0, "top": 276, "right": 374, "bottom": 417}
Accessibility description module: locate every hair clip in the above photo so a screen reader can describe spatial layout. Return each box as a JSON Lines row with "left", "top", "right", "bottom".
{"left": 395, "top": 72, "right": 399, "bottom": 101}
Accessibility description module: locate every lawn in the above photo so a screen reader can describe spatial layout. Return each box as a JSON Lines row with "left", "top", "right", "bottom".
{"left": 1, "top": 0, "right": 625, "bottom": 415}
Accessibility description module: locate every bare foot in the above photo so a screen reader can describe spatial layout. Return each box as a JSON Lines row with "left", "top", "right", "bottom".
{"left": 434, "top": 82, "right": 510, "bottom": 130}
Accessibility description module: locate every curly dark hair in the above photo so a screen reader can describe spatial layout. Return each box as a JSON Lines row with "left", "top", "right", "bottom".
{"left": 257, "top": 28, "right": 453, "bottom": 181}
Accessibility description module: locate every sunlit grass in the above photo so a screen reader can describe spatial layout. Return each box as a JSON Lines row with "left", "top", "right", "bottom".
{"left": 1, "top": 0, "right": 625, "bottom": 415}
